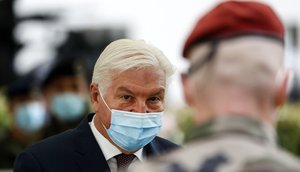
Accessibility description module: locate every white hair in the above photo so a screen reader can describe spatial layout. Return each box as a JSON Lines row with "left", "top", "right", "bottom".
{"left": 92, "top": 39, "right": 175, "bottom": 94}
{"left": 188, "top": 36, "right": 284, "bottom": 102}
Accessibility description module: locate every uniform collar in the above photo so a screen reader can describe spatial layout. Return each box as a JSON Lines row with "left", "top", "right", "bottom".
{"left": 185, "top": 115, "right": 276, "bottom": 146}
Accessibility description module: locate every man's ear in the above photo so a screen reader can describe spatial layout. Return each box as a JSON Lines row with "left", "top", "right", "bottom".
{"left": 90, "top": 83, "right": 100, "bottom": 112}
{"left": 275, "top": 70, "right": 291, "bottom": 108}
{"left": 181, "top": 73, "right": 194, "bottom": 106}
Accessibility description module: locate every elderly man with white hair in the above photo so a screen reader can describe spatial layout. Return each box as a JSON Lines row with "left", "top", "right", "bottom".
{"left": 14, "top": 39, "right": 179, "bottom": 172}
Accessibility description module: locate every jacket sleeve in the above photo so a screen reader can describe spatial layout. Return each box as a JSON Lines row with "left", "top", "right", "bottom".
{"left": 14, "top": 151, "right": 42, "bottom": 172}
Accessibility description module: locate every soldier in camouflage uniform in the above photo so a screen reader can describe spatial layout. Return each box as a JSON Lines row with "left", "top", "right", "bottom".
{"left": 131, "top": 1, "right": 300, "bottom": 172}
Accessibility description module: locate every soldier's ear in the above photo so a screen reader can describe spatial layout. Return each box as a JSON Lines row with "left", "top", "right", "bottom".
{"left": 181, "top": 73, "right": 194, "bottom": 106}
{"left": 275, "top": 70, "right": 291, "bottom": 108}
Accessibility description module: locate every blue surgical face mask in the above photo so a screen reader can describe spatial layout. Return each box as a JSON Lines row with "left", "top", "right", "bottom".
{"left": 15, "top": 101, "right": 47, "bottom": 133}
{"left": 99, "top": 89, "right": 162, "bottom": 151}
{"left": 51, "top": 93, "right": 85, "bottom": 122}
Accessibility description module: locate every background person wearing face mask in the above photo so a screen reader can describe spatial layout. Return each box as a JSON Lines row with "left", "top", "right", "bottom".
{"left": 0, "top": 71, "right": 48, "bottom": 169}
{"left": 14, "top": 39, "right": 179, "bottom": 172}
{"left": 40, "top": 56, "right": 90, "bottom": 138}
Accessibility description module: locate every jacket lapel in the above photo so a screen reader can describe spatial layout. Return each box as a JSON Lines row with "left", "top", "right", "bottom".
{"left": 143, "top": 137, "right": 161, "bottom": 157}
{"left": 143, "top": 136, "right": 179, "bottom": 159}
{"left": 73, "top": 113, "right": 110, "bottom": 172}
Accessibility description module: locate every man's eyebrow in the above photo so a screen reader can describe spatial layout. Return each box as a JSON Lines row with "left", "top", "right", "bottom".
{"left": 153, "top": 88, "right": 165, "bottom": 95}
{"left": 117, "top": 86, "right": 165, "bottom": 95}
{"left": 116, "top": 86, "right": 134, "bottom": 94}
{"left": 147, "top": 88, "right": 165, "bottom": 98}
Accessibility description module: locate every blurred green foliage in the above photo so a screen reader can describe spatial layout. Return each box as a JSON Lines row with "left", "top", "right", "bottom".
{"left": 0, "top": 88, "right": 11, "bottom": 140}
{"left": 277, "top": 103, "right": 300, "bottom": 156}
{"left": 175, "top": 107, "right": 197, "bottom": 143}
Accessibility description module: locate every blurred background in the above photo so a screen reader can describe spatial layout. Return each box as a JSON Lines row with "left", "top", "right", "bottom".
{"left": 0, "top": 0, "right": 300, "bottom": 170}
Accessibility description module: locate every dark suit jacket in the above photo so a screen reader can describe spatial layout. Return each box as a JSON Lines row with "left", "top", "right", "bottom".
{"left": 14, "top": 113, "right": 179, "bottom": 172}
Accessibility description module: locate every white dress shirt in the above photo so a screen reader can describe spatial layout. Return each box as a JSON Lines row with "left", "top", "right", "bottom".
{"left": 89, "top": 116, "right": 144, "bottom": 172}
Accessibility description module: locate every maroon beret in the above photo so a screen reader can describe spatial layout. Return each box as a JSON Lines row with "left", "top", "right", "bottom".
{"left": 183, "top": 1, "right": 284, "bottom": 58}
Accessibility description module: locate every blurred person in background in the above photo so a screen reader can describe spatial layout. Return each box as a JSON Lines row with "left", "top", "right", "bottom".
{"left": 40, "top": 56, "right": 90, "bottom": 138}
{"left": 14, "top": 39, "right": 179, "bottom": 172}
{"left": 132, "top": 1, "right": 300, "bottom": 172}
{"left": 0, "top": 71, "right": 48, "bottom": 169}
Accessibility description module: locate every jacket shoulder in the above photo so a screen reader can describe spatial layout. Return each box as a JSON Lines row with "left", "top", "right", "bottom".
{"left": 14, "top": 129, "right": 76, "bottom": 172}
{"left": 154, "top": 136, "right": 180, "bottom": 147}
{"left": 22, "top": 129, "right": 74, "bottom": 158}
{"left": 152, "top": 136, "right": 180, "bottom": 153}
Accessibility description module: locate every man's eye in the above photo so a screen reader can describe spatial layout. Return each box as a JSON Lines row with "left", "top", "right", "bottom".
{"left": 148, "top": 97, "right": 160, "bottom": 102}
{"left": 121, "top": 95, "right": 132, "bottom": 100}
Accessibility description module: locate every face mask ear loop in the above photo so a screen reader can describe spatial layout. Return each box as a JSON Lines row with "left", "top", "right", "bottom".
{"left": 98, "top": 87, "right": 112, "bottom": 112}
{"left": 98, "top": 87, "right": 113, "bottom": 130}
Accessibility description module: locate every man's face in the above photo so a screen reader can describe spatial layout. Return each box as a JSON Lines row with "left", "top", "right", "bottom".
{"left": 91, "top": 68, "right": 166, "bottom": 128}
{"left": 8, "top": 93, "right": 46, "bottom": 138}
{"left": 44, "top": 75, "right": 88, "bottom": 109}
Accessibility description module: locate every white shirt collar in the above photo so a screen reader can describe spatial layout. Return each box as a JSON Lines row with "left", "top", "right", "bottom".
{"left": 89, "top": 115, "right": 144, "bottom": 161}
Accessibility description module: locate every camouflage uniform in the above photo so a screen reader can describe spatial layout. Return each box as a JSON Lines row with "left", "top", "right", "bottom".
{"left": 131, "top": 115, "right": 300, "bottom": 172}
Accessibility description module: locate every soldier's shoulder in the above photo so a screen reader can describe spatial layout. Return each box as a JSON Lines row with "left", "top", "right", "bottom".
{"left": 251, "top": 146, "right": 300, "bottom": 171}
{"left": 132, "top": 140, "right": 300, "bottom": 172}
{"left": 239, "top": 154, "right": 300, "bottom": 172}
